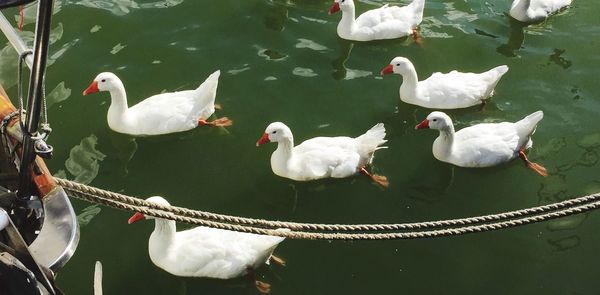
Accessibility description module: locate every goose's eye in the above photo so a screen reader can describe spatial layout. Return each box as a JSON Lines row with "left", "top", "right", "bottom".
{"left": 432, "top": 119, "right": 437, "bottom": 122}
{"left": 272, "top": 131, "right": 277, "bottom": 134}
{"left": 101, "top": 79, "right": 106, "bottom": 83}
{"left": 396, "top": 63, "right": 400, "bottom": 66}
{"left": 341, "top": 0, "right": 345, "bottom": 2}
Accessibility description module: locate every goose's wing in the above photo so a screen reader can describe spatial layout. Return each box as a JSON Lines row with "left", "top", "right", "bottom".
{"left": 127, "top": 91, "right": 200, "bottom": 133}
{"left": 453, "top": 123, "right": 521, "bottom": 166}
{"left": 530, "top": 0, "right": 572, "bottom": 14}
{"left": 422, "top": 71, "right": 491, "bottom": 97}
{"left": 171, "top": 227, "right": 284, "bottom": 279}
{"left": 129, "top": 91, "right": 197, "bottom": 120}
{"left": 355, "top": 4, "right": 415, "bottom": 28}
{"left": 293, "top": 137, "right": 360, "bottom": 178}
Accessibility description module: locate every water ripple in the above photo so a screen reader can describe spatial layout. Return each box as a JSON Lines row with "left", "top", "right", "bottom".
{"left": 292, "top": 67, "right": 318, "bottom": 77}
{"left": 295, "top": 38, "right": 328, "bottom": 51}
{"left": 110, "top": 43, "right": 127, "bottom": 55}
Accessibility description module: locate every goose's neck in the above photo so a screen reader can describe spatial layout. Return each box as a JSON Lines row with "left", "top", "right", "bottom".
{"left": 107, "top": 82, "right": 129, "bottom": 117}
{"left": 148, "top": 218, "right": 176, "bottom": 262}
{"left": 399, "top": 66, "right": 419, "bottom": 102}
{"left": 150, "top": 219, "right": 176, "bottom": 248}
{"left": 338, "top": 8, "right": 356, "bottom": 37}
{"left": 434, "top": 126, "right": 455, "bottom": 158}
{"left": 271, "top": 136, "right": 294, "bottom": 176}
{"left": 153, "top": 219, "right": 176, "bottom": 237}
{"left": 274, "top": 136, "right": 294, "bottom": 159}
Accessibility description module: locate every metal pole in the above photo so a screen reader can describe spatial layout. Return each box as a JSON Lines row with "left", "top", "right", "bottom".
{"left": 17, "top": 0, "right": 54, "bottom": 199}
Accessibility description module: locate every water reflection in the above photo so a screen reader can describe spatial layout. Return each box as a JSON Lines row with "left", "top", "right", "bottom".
{"left": 419, "top": 2, "right": 479, "bottom": 39}
{"left": 90, "top": 25, "right": 102, "bottom": 33}
{"left": 547, "top": 235, "right": 581, "bottom": 252}
{"left": 46, "top": 81, "right": 72, "bottom": 109}
{"left": 18, "top": 1, "right": 63, "bottom": 27}
{"left": 546, "top": 214, "right": 587, "bottom": 232}
{"left": 292, "top": 67, "right": 317, "bottom": 77}
{"left": 75, "top": 0, "right": 184, "bottom": 16}
{"left": 227, "top": 65, "right": 251, "bottom": 75}
{"left": 496, "top": 17, "right": 526, "bottom": 57}
{"left": 110, "top": 43, "right": 127, "bottom": 55}
{"left": 405, "top": 164, "right": 454, "bottom": 204}
{"left": 108, "top": 131, "right": 138, "bottom": 176}
{"left": 547, "top": 49, "right": 572, "bottom": 69}
{"left": 330, "top": 40, "right": 372, "bottom": 80}
{"left": 77, "top": 204, "right": 102, "bottom": 227}
{"left": 264, "top": 3, "right": 288, "bottom": 31}
{"left": 255, "top": 45, "right": 288, "bottom": 61}
{"left": 295, "top": 38, "right": 327, "bottom": 51}
{"left": 63, "top": 134, "right": 107, "bottom": 185}
{"left": 331, "top": 40, "right": 353, "bottom": 80}
{"left": 0, "top": 22, "right": 65, "bottom": 88}
{"left": 535, "top": 133, "right": 600, "bottom": 251}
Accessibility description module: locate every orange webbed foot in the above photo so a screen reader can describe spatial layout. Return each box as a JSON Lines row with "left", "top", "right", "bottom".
{"left": 412, "top": 29, "right": 423, "bottom": 45}
{"left": 270, "top": 255, "right": 286, "bottom": 267}
{"left": 255, "top": 280, "right": 272, "bottom": 294}
{"left": 359, "top": 167, "right": 389, "bottom": 188}
{"left": 198, "top": 117, "right": 233, "bottom": 127}
{"left": 518, "top": 149, "right": 548, "bottom": 177}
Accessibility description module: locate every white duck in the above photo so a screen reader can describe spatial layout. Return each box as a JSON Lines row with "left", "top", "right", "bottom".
{"left": 83, "top": 71, "right": 232, "bottom": 136}
{"left": 256, "top": 122, "right": 388, "bottom": 187}
{"left": 415, "top": 111, "right": 547, "bottom": 176}
{"left": 510, "top": 0, "right": 572, "bottom": 23}
{"left": 328, "top": 0, "right": 426, "bottom": 42}
{"left": 128, "top": 196, "right": 286, "bottom": 294}
{"left": 381, "top": 57, "right": 509, "bottom": 109}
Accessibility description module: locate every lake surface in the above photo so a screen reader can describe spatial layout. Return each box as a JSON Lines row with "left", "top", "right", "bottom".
{"left": 1, "top": 0, "right": 600, "bottom": 294}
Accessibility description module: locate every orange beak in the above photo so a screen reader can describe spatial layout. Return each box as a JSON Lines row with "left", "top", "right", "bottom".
{"left": 128, "top": 212, "right": 145, "bottom": 224}
{"left": 415, "top": 119, "right": 430, "bottom": 130}
{"left": 328, "top": 2, "right": 340, "bottom": 15}
{"left": 256, "top": 133, "right": 270, "bottom": 146}
{"left": 380, "top": 64, "right": 393, "bottom": 76}
{"left": 83, "top": 81, "right": 99, "bottom": 95}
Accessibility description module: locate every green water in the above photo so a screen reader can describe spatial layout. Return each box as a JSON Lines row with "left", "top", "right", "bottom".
{"left": 1, "top": 0, "right": 600, "bottom": 294}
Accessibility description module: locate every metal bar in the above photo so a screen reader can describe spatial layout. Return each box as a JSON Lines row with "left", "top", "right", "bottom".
{"left": 17, "top": 0, "right": 54, "bottom": 199}
{"left": 0, "top": 11, "right": 33, "bottom": 69}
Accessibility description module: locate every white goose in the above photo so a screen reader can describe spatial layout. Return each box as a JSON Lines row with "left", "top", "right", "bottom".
{"left": 381, "top": 57, "right": 509, "bottom": 109}
{"left": 128, "top": 196, "right": 286, "bottom": 294}
{"left": 415, "top": 111, "right": 547, "bottom": 176}
{"left": 510, "top": 0, "right": 572, "bottom": 23}
{"left": 83, "top": 71, "right": 232, "bottom": 136}
{"left": 256, "top": 122, "right": 388, "bottom": 187}
{"left": 328, "top": 0, "right": 426, "bottom": 42}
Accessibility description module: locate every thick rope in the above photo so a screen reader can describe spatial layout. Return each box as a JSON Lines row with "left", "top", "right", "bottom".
{"left": 58, "top": 179, "right": 600, "bottom": 240}
{"left": 55, "top": 177, "right": 600, "bottom": 233}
